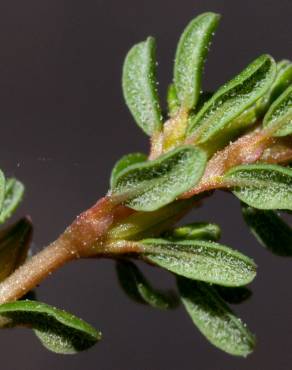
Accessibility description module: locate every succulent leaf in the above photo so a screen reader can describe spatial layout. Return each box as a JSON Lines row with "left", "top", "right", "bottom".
{"left": 110, "top": 153, "right": 147, "bottom": 188}
{"left": 140, "top": 238, "right": 256, "bottom": 286}
{"left": 224, "top": 164, "right": 292, "bottom": 210}
{"left": 116, "top": 260, "right": 178, "bottom": 309}
{"left": 111, "top": 146, "right": 207, "bottom": 211}
{"left": 177, "top": 277, "right": 255, "bottom": 357}
{"left": 0, "top": 218, "right": 32, "bottom": 282}
{"left": 0, "top": 178, "right": 24, "bottom": 224}
{"left": 263, "top": 85, "right": 292, "bottom": 137}
{"left": 241, "top": 204, "right": 292, "bottom": 256}
{"left": 122, "top": 37, "right": 162, "bottom": 135}
{"left": 0, "top": 300, "right": 101, "bottom": 354}
{"left": 187, "top": 54, "right": 276, "bottom": 146}
{"left": 174, "top": 12, "right": 220, "bottom": 111}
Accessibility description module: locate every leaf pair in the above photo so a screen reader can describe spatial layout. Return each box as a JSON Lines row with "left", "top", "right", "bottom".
{"left": 0, "top": 300, "right": 101, "bottom": 354}
{"left": 115, "top": 219, "right": 254, "bottom": 357}
{"left": 122, "top": 13, "right": 220, "bottom": 135}
{"left": 122, "top": 11, "right": 279, "bottom": 159}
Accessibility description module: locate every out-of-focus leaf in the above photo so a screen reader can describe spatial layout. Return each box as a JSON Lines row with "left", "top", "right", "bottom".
{"left": 174, "top": 12, "right": 220, "bottom": 111}
{"left": 116, "top": 260, "right": 178, "bottom": 309}
{"left": 0, "top": 171, "right": 5, "bottom": 214}
{"left": 122, "top": 37, "right": 162, "bottom": 135}
{"left": 241, "top": 204, "right": 292, "bottom": 256}
{"left": 0, "top": 300, "right": 101, "bottom": 354}
{"left": 140, "top": 238, "right": 256, "bottom": 287}
{"left": 187, "top": 55, "right": 276, "bottom": 146}
{"left": 167, "top": 84, "right": 180, "bottom": 117}
{"left": 164, "top": 222, "right": 221, "bottom": 241}
{"left": 215, "top": 286, "right": 252, "bottom": 304}
{"left": 0, "top": 178, "right": 24, "bottom": 224}
{"left": 224, "top": 164, "right": 292, "bottom": 210}
{"left": 111, "top": 145, "right": 207, "bottom": 211}
{"left": 110, "top": 153, "right": 147, "bottom": 188}
{"left": 263, "top": 85, "right": 292, "bottom": 137}
{"left": 0, "top": 218, "right": 32, "bottom": 282}
{"left": 177, "top": 277, "right": 255, "bottom": 357}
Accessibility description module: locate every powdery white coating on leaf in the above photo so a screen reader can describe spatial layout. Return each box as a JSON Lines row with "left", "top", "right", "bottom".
{"left": 174, "top": 12, "right": 220, "bottom": 111}
{"left": 0, "top": 300, "right": 101, "bottom": 354}
{"left": 177, "top": 278, "right": 255, "bottom": 357}
{"left": 187, "top": 54, "right": 276, "bottom": 143}
{"left": 141, "top": 238, "right": 256, "bottom": 287}
{"left": 263, "top": 85, "right": 292, "bottom": 136}
{"left": 122, "top": 37, "right": 162, "bottom": 136}
{"left": 112, "top": 145, "right": 207, "bottom": 211}
{"left": 225, "top": 164, "right": 292, "bottom": 210}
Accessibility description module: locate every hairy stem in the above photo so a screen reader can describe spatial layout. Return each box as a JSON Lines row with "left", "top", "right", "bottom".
{"left": 0, "top": 237, "right": 76, "bottom": 304}
{"left": 0, "top": 196, "right": 129, "bottom": 304}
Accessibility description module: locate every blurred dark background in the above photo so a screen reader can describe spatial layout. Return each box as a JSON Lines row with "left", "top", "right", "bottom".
{"left": 0, "top": 0, "right": 291, "bottom": 369}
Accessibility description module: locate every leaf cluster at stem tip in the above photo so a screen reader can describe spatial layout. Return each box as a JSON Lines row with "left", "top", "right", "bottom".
{"left": 0, "top": 10, "right": 291, "bottom": 358}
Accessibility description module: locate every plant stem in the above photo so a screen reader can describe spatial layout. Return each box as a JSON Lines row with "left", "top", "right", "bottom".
{"left": 0, "top": 196, "right": 127, "bottom": 304}
{"left": 0, "top": 237, "right": 76, "bottom": 304}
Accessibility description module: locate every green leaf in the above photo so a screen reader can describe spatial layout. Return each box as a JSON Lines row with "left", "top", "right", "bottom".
{"left": 0, "top": 178, "right": 24, "bottom": 224}
{"left": 177, "top": 277, "right": 255, "bottom": 357}
{"left": 166, "top": 84, "right": 180, "bottom": 117}
{"left": 0, "top": 170, "right": 6, "bottom": 213}
{"left": 140, "top": 238, "right": 256, "bottom": 286}
{"left": 0, "top": 300, "right": 101, "bottom": 354}
{"left": 111, "top": 145, "right": 207, "bottom": 211}
{"left": 174, "top": 12, "right": 220, "bottom": 111}
{"left": 228, "top": 60, "right": 292, "bottom": 131}
{"left": 0, "top": 218, "right": 32, "bottom": 282}
{"left": 215, "top": 286, "right": 252, "bottom": 304}
{"left": 110, "top": 153, "right": 147, "bottom": 188}
{"left": 263, "top": 85, "right": 292, "bottom": 136}
{"left": 187, "top": 54, "right": 276, "bottom": 145}
{"left": 164, "top": 222, "right": 221, "bottom": 241}
{"left": 194, "top": 91, "right": 213, "bottom": 113}
{"left": 116, "top": 260, "right": 178, "bottom": 309}
{"left": 108, "top": 199, "right": 193, "bottom": 241}
{"left": 260, "top": 59, "right": 292, "bottom": 112}
{"left": 122, "top": 37, "right": 162, "bottom": 135}
{"left": 224, "top": 164, "right": 292, "bottom": 210}
{"left": 241, "top": 204, "right": 292, "bottom": 256}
